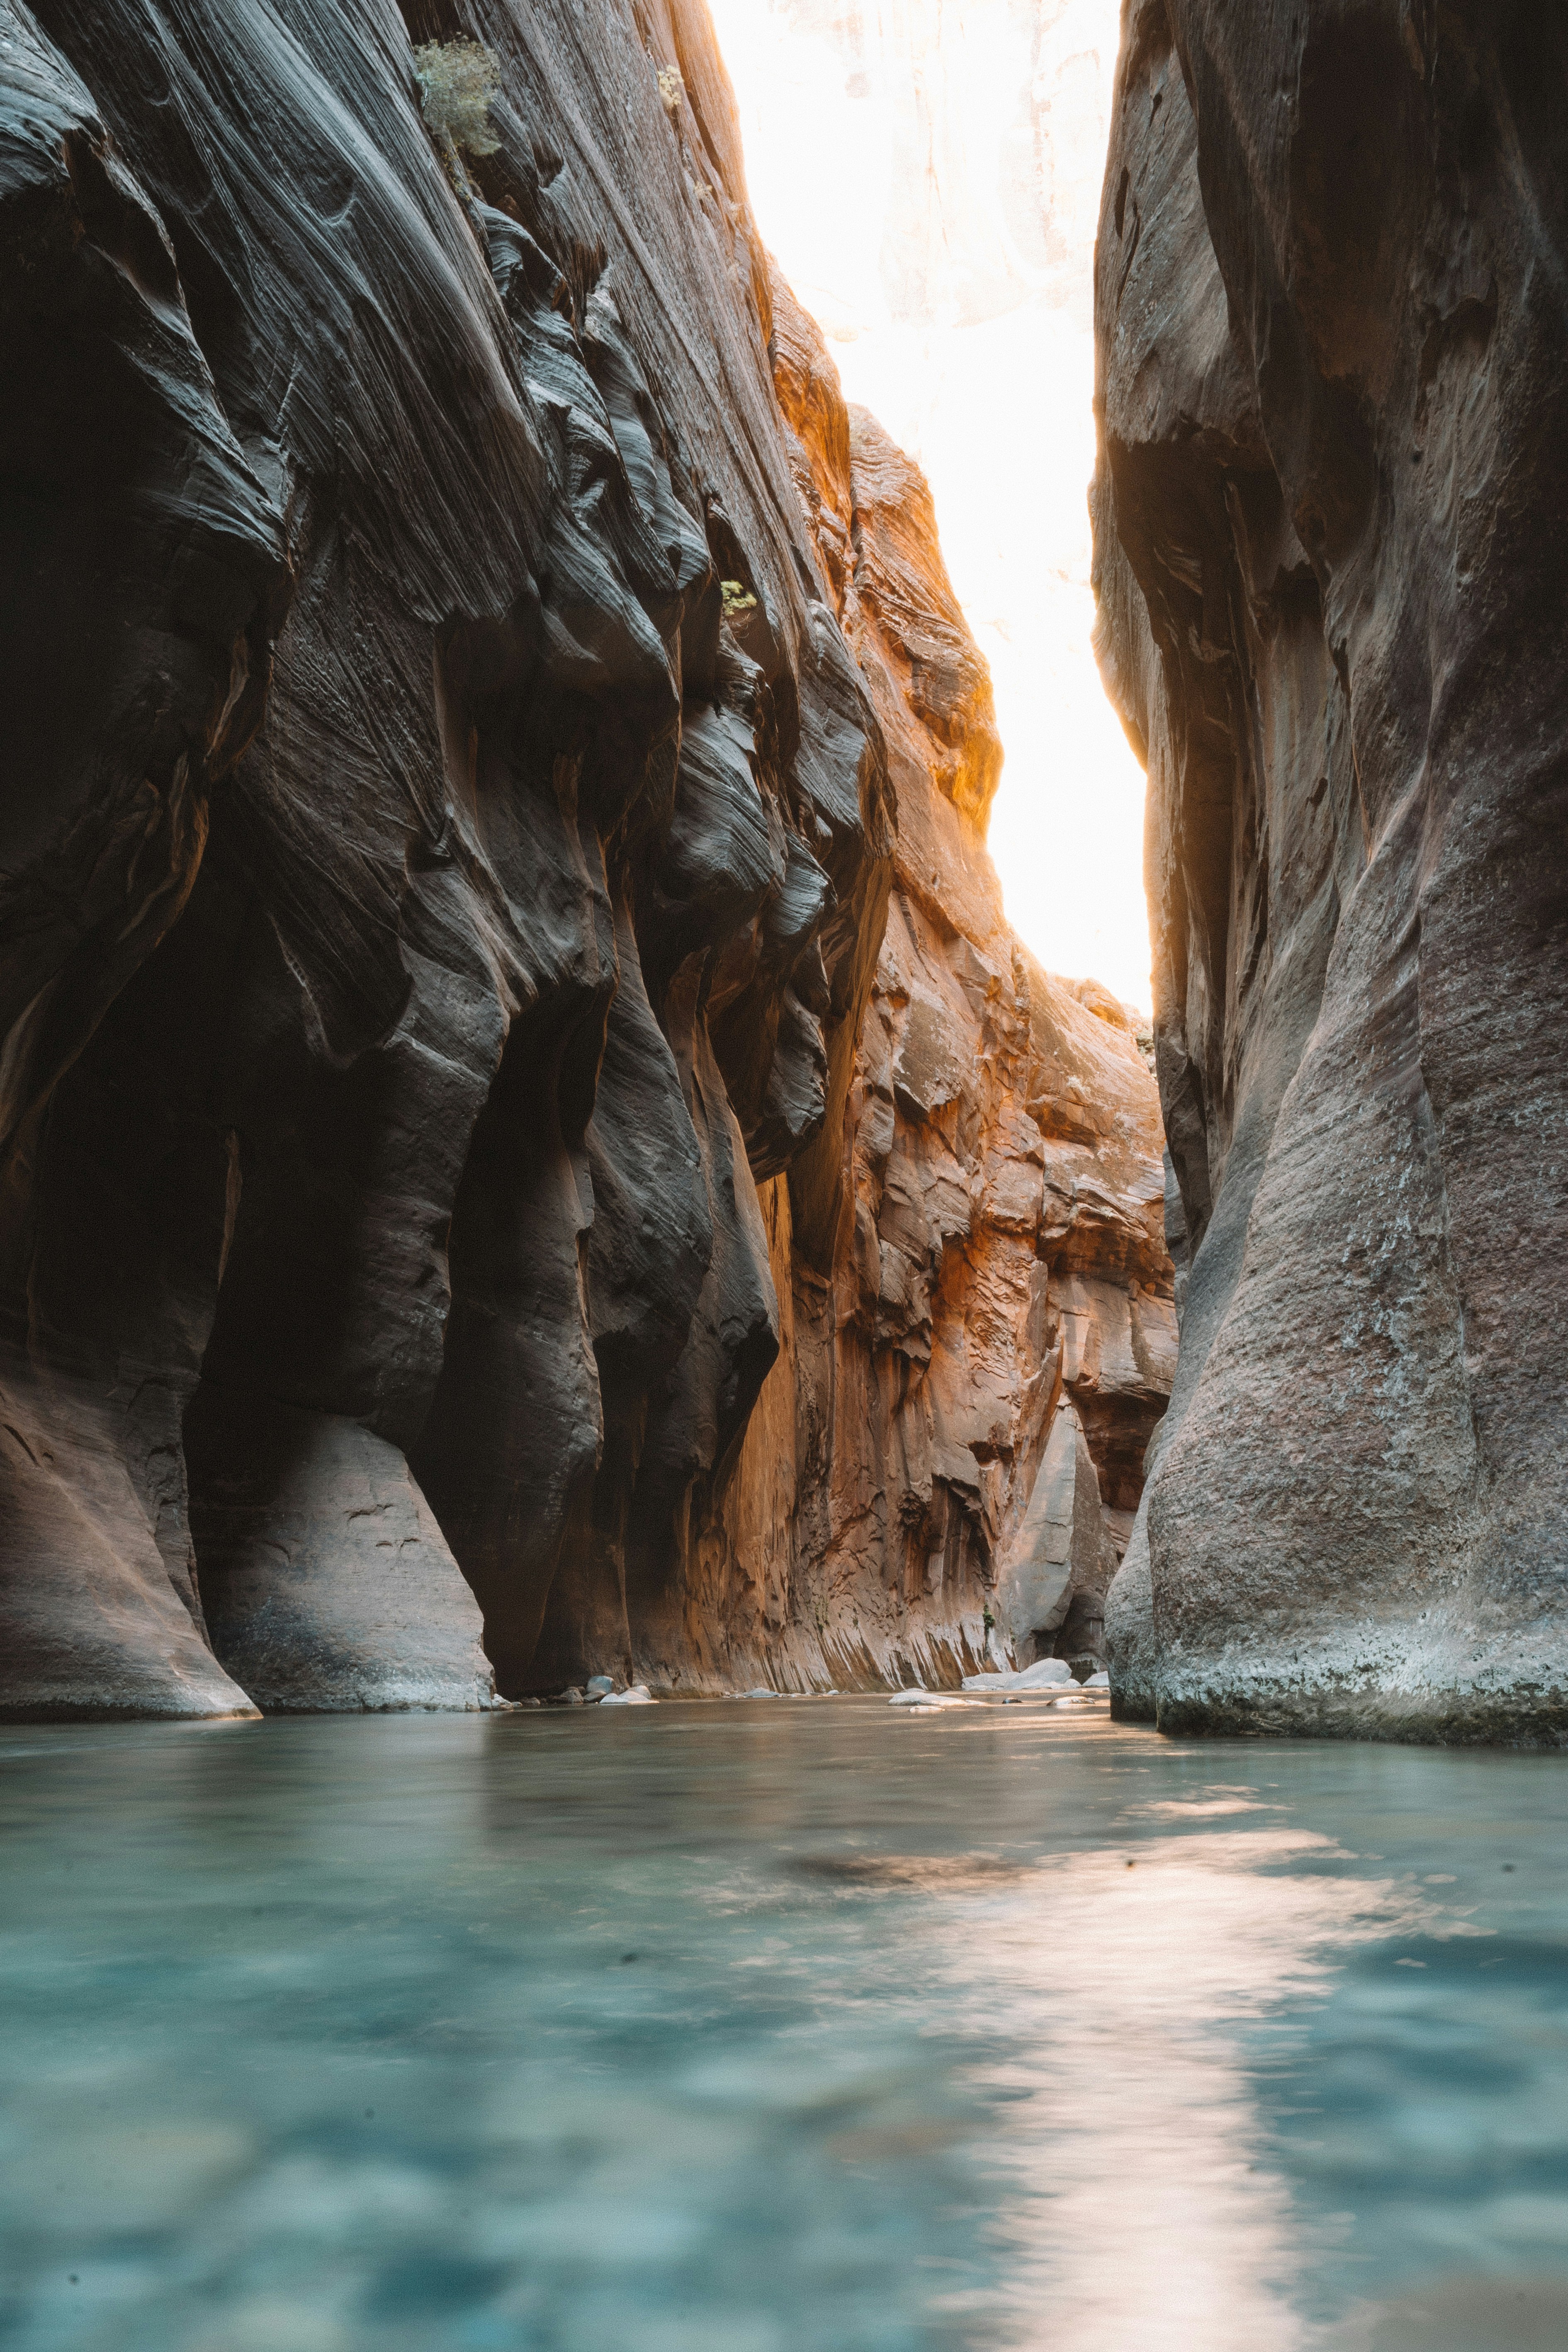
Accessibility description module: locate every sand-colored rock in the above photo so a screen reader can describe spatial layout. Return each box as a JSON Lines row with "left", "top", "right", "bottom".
{"left": 634, "top": 280, "right": 1174, "bottom": 1692}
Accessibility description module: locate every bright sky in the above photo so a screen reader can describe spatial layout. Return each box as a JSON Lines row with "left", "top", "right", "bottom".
{"left": 707, "top": 0, "right": 1151, "bottom": 1010}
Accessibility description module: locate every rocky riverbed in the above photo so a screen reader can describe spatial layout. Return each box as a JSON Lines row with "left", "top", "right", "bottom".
{"left": 4, "top": 1704, "right": 1566, "bottom": 2349}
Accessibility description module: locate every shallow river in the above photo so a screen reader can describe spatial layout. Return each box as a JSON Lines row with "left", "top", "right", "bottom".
{"left": 2, "top": 1699, "right": 1566, "bottom": 2351}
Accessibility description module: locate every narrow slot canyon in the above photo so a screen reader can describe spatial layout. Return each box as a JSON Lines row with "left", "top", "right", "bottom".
{"left": 0, "top": 0, "right": 1176, "bottom": 1717}
{"left": 2, "top": 6, "right": 1567, "bottom": 2348}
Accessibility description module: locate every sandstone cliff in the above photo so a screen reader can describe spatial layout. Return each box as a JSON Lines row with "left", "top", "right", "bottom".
{"left": 1093, "top": 1, "right": 1568, "bottom": 1741}
{"left": 0, "top": 0, "right": 1169, "bottom": 1716}
{"left": 635, "top": 276, "right": 1177, "bottom": 1692}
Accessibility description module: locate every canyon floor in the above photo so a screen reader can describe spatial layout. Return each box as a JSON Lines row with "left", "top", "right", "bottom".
{"left": 4, "top": 1709, "right": 1566, "bottom": 2352}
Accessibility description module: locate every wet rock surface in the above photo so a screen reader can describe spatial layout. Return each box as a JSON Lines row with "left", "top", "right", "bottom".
{"left": 0, "top": 0, "right": 1168, "bottom": 1714}
{"left": 1092, "top": 1, "right": 1568, "bottom": 1740}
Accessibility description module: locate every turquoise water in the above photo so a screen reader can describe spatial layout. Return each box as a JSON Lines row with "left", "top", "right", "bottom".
{"left": 2, "top": 1700, "right": 1566, "bottom": 2351}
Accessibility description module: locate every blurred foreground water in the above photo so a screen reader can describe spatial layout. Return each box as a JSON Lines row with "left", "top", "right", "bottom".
{"left": 2, "top": 1700, "right": 1566, "bottom": 2350}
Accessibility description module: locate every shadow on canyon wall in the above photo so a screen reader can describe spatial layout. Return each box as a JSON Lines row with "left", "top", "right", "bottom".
{"left": 1093, "top": 0, "right": 1568, "bottom": 1742}
{"left": 0, "top": 0, "right": 1170, "bottom": 1717}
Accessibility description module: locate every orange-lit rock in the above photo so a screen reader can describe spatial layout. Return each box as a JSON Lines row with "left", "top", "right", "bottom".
{"left": 637, "top": 279, "right": 1175, "bottom": 1690}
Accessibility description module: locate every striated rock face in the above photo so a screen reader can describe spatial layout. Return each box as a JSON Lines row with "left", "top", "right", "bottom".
{"left": 1093, "top": 2, "right": 1568, "bottom": 1740}
{"left": 650, "top": 279, "right": 1177, "bottom": 1692}
{"left": 0, "top": 0, "right": 1169, "bottom": 1715}
{"left": 0, "top": 0, "right": 881, "bottom": 1716}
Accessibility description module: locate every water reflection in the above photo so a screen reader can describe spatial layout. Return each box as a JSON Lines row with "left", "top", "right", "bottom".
{"left": 0, "top": 1707, "right": 1565, "bottom": 2350}
{"left": 943, "top": 1824, "right": 1460, "bottom": 2348}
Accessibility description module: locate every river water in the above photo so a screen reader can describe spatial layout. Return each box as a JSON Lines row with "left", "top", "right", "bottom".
{"left": 2, "top": 1698, "right": 1566, "bottom": 2351}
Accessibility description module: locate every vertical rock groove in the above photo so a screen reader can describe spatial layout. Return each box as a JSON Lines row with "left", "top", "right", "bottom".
{"left": 1094, "top": 0, "right": 1568, "bottom": 1741}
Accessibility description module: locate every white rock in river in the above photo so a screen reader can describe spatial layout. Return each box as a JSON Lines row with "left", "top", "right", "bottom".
{"left": 960, "top": 1658, "right": 1075, "bottom": 1695}
{"left": 600, "top": 1684, "right": 656, "bottom": 1706}
{"left": 1018, "top": 1658, "right": 1075, "bottom": 1688}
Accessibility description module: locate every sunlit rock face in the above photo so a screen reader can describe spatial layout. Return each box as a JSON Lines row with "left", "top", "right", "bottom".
{"left": 668, "top": 279, "right": 1176, "bottom": 1693}
{"left": 709, "top": 0, "right": 1152, "bottom": 1006}
{"left": 0, "top": 0, "right": 1167, "bottom": 1714}
{"left": 1093, "top": 2, "right": 1568, "bottom": 1740}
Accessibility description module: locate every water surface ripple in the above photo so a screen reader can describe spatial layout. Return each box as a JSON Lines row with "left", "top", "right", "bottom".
{"left": 2, "top": 1702, "right": 1565, "bottom": 2349}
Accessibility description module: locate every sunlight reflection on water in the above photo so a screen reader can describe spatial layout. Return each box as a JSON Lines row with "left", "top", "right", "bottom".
{"left": 950, "top": 1826, "right": 1464, "bottom": 2348}
{"left": 1, "top": 1704, "right": 1565, "bottom": 2350}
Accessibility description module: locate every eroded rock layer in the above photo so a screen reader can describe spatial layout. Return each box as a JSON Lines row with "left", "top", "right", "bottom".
{"left": 1093, "top": 0, "right": 1568, "bottom": 1741}
{"left": 0, "top": 0, "right": 1169, "bottom": 1713}
{"left": 641, "top": 282, "right": 1175, "bottom": 1694}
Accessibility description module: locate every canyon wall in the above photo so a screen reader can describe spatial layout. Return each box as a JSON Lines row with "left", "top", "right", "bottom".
{"left": 0, "top": 0, "right": 1168, "bottom": 1717}
{"left": 1093, "top": 1, "right": 1568, "bottom": 1740}
{"left": 647, "top": 275, "right": 1175, "bottom": 1692}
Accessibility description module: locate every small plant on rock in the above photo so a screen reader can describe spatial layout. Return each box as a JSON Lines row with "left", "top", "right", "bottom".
{"left": 412, "top": 38, "right": 501, "bottom": 189}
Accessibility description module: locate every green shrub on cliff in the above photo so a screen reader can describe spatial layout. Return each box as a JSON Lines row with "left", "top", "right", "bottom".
{"left": 411, "top": 39, "right": 501, "bottom": 158}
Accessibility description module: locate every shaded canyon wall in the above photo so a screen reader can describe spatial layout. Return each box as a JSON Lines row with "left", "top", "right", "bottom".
{"left": 1092, "top": 0, "right": 1568, "bottom": 1741}
{"left": 0, "top": 0, "right": 1169, "bottom": 1715}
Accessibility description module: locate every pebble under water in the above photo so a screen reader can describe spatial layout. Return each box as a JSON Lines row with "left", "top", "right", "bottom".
{"left": 2, "top": 1699, "right": 1566, "bottom": 2351}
